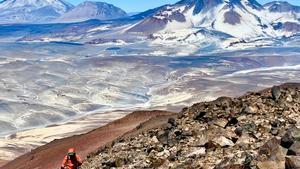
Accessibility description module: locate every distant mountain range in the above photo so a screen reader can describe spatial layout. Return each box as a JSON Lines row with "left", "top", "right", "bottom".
{"left": 0, "top": 0, "right": 74, "bottom": 24}
{"left": 128, "top": 0, "right": 300, "bottom": 39}
{"left": 0, "top": 0, "right": 127, "bottom": 24}
{"left": 0, "top": 0, "right": 299, "bottom": 52}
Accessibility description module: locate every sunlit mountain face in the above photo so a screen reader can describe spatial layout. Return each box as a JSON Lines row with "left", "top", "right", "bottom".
{"left": 56, "top": 1, "right": 128, "bottom": 23}
{"left": 0, "top": 0, "right": 300, "bottom": 162}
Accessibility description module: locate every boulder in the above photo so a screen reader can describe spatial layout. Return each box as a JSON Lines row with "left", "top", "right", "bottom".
{"left": 271, "top": 86, "right": 281, "bottom": 100}
{"left": 168, "top": 118, "right": 177, "bottom": 127}
{"left": 286, "top": 156, "right": 300, "bottom": 169}
{"left": 234, "top": 127, "right": 243, "bottom": 137}
{"left": 115, "top": 157, "right": 126, "bottom": 167}
{"left": 150, "top": 158, "right": 166, "bottom": 168}
{"left": 213, "top": 136, "right": 235, "bottom": 147}
{"left": 257, "top": 161, "right": 284, "bottom": 169}
{"left": 194, "top": 111, "right": 206, "bottom": 121}
{"left": 281, "top": 127, "right": 300, "bottom": 148}
{"left": 257, "top": 138, "right": 288, "bottom": 169}
{"left": 242, "top": 106, "right": 257, "bottom": 114}
{"left": 157, "top": 130, "right": 169, "bottom": 145}
{"left": 288, "top": 141, "right": 300, "bottom": 156}
{"left": 259, "top": 138, "right": 287, "bottom": 161}
{"left": 281, "top": 131, "right": 294, "bottom": 148}
{"left": 227, "top": 117, "right": 239, "bottom": 126}
{"left": 186, "top": 147, "right": 206, "bottom": 158}
{"left": 291, "top": 127, "right": 300, "bottom": 141}
{"left": 214, "top": 118, "right": 228, "bottom": 128}
{"left": 205, "top": 140, "right": 218, "bottom": 150}
{"left": 222, "top": 164, "right": 247, "bottom": 169}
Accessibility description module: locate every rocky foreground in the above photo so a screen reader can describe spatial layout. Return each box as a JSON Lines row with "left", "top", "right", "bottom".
{"left": 82, "top": 83, "right": 300, "bottom": 169}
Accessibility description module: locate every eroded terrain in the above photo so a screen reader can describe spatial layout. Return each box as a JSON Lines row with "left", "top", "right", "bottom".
{"left": 0, "top": 42, "right": 300, "bottom": 161}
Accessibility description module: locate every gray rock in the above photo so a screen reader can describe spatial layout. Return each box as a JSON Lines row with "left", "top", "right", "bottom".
{"left": 157, "top": 130, "right": 169, "bottom": 145}
{"left": 281, "top": 130, "right": 294, "bottom": 148}
{"left": 291, "top": 127, "right": 300, "bottom": 141}
{"left": 259, "top": 138, "right": 287, "bottom": 161}
{"left": 288, "top": 141, "right": 300, "bottom": 156}
{"left": 234, "top": 127, "right": 243, "bottom": 137}
{"left": 271, "top": 86, "right": 281, "bottom": 100}
{"left": 168, "top": 118, "right": 177, "bottom": 127}
{"left": 281, "top": 127, "right": 300, "bottom": 148}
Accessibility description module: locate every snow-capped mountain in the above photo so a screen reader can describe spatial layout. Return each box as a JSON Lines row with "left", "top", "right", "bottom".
{"left": 263, "top": 1, "right": 300, "bottom": 35}
{"left": 264, "top": 1, "right": 300, "bottom": 13}
{"left": 56, "top": 1, "right": 127, "bottom": 23}
{"left": 0, "top": 0, "right": 299, "bottom": 52}
{"left": 0, "top": 0, "right": 74, "bottom": 24}
{"left": 128, "top": 0, "right": 299, "bottom": 39}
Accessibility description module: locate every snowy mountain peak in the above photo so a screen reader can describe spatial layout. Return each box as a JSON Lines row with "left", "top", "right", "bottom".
{"left": 128, "top": 0, "right": 269, "bottom": 37}
{"left": 175, "top": 0, "right": 223, "bottom": 14}
{"left": 173, "top": 0, "right": 263, "bottom": 12}
{"left": 264, "top": 1, "right": 300, "bottom": 13}
{"left": 0, "top": 0, "right": 73, "bottom": 12}
{"left": 56, "top": 1, "right": 127, "bottom": 23}
{"left": 0, "top": 0, "right": 74, "bottom": 23}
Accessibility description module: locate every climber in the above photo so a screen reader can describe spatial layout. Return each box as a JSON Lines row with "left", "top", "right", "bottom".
{"left": 61, "top": 148, "right": 83, "bottom": 169}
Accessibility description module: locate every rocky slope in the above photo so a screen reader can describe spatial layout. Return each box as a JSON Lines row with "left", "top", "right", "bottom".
{"left": 82, "top": 83, "right": 300, "bottom": 169}
{"left": 1, "top": 111, "right": 175, "bottom": 169}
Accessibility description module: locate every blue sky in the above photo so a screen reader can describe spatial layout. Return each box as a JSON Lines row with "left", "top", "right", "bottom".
{"left": 68, "top": 0, "right": 300, "bottom": 12}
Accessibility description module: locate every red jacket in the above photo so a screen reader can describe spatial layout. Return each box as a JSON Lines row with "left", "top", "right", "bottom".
{"left": 61, "top": 154, "right": 82, "bottom": 169}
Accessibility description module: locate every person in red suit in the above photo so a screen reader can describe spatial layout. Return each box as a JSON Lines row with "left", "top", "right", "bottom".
{"left": 61, "top": 148, "right": 83, "bottom": 169}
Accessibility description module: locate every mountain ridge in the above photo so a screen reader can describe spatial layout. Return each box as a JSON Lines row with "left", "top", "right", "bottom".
{"left": 0, "top": 0, "right": 128, "bottom": 24}
{"left": 56, "top": 1, "right": 127, "bottom": 23}
{"left": 0, "top": 0, "right": 74, "bottom": 23}
{"left": 126, "top": 0, "right": 300, "bottom": 48}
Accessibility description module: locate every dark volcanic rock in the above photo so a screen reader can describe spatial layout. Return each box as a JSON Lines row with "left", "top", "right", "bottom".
{"left": 194, "top": 111, "right": 206, "bottom": 121}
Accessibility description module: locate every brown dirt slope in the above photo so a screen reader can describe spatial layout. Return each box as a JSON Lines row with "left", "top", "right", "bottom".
{"left": 0, "top": 161, "right": 7, "bottom": 167}
{"left": 2, "top": 110, "right": 176, "bottom": 169}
